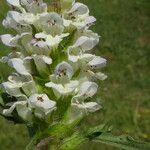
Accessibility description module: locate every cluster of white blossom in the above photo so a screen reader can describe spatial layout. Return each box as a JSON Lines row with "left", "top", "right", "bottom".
{"left": 0, "top": 0, "right": 107, "bottom": 123}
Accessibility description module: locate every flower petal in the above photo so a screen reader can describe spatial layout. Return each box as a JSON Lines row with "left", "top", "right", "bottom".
{"left": 74, "top": 36, "right": 98, "bottom": 51}
{"left": 16, "top": 102, "right": 32, "bottom": 121}
{"left": 68, "top": 2, "right": 89, "bottom": 16}
{"left": 72, "top": 102, "right": 101, "bottom": 113}
{"left": 35, "top": 32, "right": 69, "bottom": 48}
{"left": 84, "top": 16, "right": 96, "bottom": 28}
{"left": 22, "top": 0, "right": 47, "bottom": 14}
{"left": 88, "top": 57, "right": 107, "bottom": 69}
{"left": 72, "top": 81, "right": 98, "bottom": 101}
{"left": 8, "top": 58, "right": 30, "bottom": 76}
{"left": 45, "top": 81, "right": 79, "bottom": 98}
{"left": 28, "top": 93, "right": 56, "bottom": 115}
{"left": 2, "top": 11, "right": 32, "bottom": 32}
{"left": 1, "top": 34, "right": 19, "bottom": 47}
{"left": 3, "top": 101, "right": 32, "bottom": 121}
{"left": 1, "top": 81, "right": 22, "bottom": 97}
{"left": 6, "top": 0, "right": 20, "bottom": 7}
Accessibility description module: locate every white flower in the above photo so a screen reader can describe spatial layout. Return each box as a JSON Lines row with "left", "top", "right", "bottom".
{"left": 68, "top": 47, "right": 107, "bottom": 81}
{"left": 72, "top": 102, "right": 101, "bottom": 113}
{"left": 7, "top": 0, "right": 20, "bottom": 7}
{"left": 35, "top": 32, "right": 69, "bottom": 48}
{"left": 6, "top": 0, "right": 25, "bottom": 12}
{"left": 1, "top": 73, "right": 36, "bottom": 97}
{"left": 63, "top": 16, "right": 96, "bottom": 29}
{"left": 3, "top": 101, "right": 32, "bottom": 121}
{"left": 55, "top": 61, "right": 74, "bottom": 79}
{"left": 49, "top": 61, "right": 74, "bottom": 86}
{"left": 2, "top": 81, "right": 22, "bottom": 97}
{"left": 30, "top": 39, "right": 51, "bottom": 55}
{"left": 82, "top": 30, "right": 100, "bottom": 43}
{"left": 64, "top": 2, "right": 93, "bottom": 29}
{"left": 8, "top": 58, "right": 30, "bottom": 76}
{"left": 72, "top": 81, "right": 98, "bottom": 102}
{"left": 0, "top": 52, "right": 22, "bottom": 63}
{"left": 20, "top": 33, "right": 51, "bottom": 55}
{"left": 28, "top": 93, "right": 56, "bottom": 118}
{"left": 74, "top": 36, "right": 99, "bottom": 51}
{"left": 45, "top": 61, "right": 77, "bottom": 98}
{"left": 84, "top": 16, "right": 96, "bottom": 29}
{"left": 85, "top": 56, "right": 107, "bottom": 80}
{"left": 0, "top": 34, "right": 20, "bottom": 47}
{"left": 21, "top": 0, "right": 47, "bottom": 14}
{"left": 68, "top": 46, "right": 94, "bottom": 62}
{"left": 68, "top": 2, "right": 89, "bottom": 16}
{"left": 45, "top": 81, "right": 79, "bottom": 98}
{"left": 36, "top": 12, "right": 64, "bottom": 36}
{"left": 88, "top": 56, "right": 107, "bottom": 69}
{"left": 2, "top": 11, "right": 31, "bottom": 33}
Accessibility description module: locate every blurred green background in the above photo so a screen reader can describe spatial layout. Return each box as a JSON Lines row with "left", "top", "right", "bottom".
{"left": 0, "top": 0, "right": 149, "bottom": 149}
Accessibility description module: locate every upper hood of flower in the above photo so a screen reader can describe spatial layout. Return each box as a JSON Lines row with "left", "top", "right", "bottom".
{"left": 72, "top": 81, "right": 98, "bottom": 102}
{"left": 68, "top": 2, "right": 89, "bottom": 16}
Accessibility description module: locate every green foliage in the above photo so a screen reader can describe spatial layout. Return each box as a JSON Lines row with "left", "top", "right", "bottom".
{"left": 95, "top": 133, "right": 150, "bottom": 150}
{"left": 60, "top": 125, "right": 150, "bottom": 150}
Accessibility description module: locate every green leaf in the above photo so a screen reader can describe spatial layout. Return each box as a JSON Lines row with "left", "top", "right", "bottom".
{"left": 60, "top": 125, "right": 150, "bottom": 150}
{"left": 94, "top": 133, "right": 150, "bottom": 150}
{"left": 26, "top": 123, "right": 150, "bottom": 150}
{"left": 59, "top": 125, "right": 106, "bottom": 150}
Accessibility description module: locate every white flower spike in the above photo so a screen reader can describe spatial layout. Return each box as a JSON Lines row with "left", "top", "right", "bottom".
{"left": 1, "top": 0, "right": 107, "bottom": 124}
